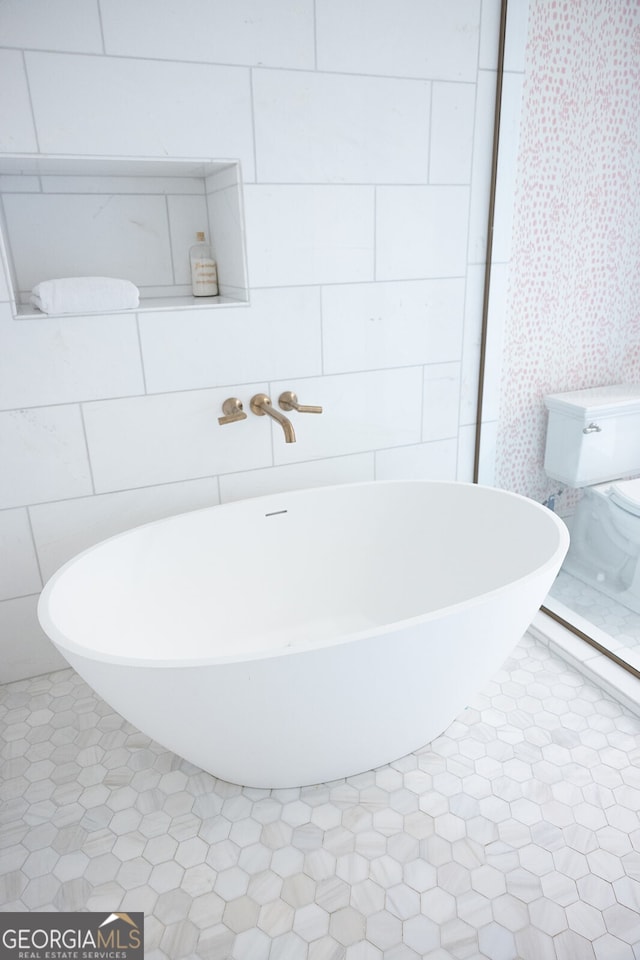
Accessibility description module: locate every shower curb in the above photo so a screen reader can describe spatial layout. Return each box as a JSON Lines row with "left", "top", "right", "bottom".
{"left": 528, "top": 610, "right": 640, "bottom": 718}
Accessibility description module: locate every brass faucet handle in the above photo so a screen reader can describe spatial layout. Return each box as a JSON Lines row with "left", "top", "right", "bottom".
{"left": 278, "top": 391, "right": 323, "bottom": 414}
{"left": 218, "top": 397, "right": 247, "bottom": 425}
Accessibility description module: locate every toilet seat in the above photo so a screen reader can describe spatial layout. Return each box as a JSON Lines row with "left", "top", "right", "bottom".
{"left": 608, "top": 478, "right": 640, "bottom": 517}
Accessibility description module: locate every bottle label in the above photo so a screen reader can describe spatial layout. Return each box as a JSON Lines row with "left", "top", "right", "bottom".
{"left": 192, "top": 258, "right": 218, "bottom": 296}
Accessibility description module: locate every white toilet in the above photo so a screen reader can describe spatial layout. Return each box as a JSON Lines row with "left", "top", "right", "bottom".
{"left": 544, "top": 383, "right": 640, "bottom": 613}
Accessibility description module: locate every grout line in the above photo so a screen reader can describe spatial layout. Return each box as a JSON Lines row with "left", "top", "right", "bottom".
{"left": 249, "top": 67, "right": 259, "bottom": 183}
{"left": 0, "top": 361, "right": 465, "bottom": 415}
{"left": 2, "top": 45, "right": 483, "bottom": 86}
{"left": 95, "top": 0, "right": 107, "bottom": 55}
{"left": 372, "top": 186, "right": 377, "bottom": 281}
{"left": 163, "top": 195, "right": 177, "bottom": 285}
{"left": 134, "top": 314, "right": 148, "bottom": 395}
{"left": 78, "top": 403, "right": 97, "bottom": 496}
{"left": 20, "top": 51, "right": 41, "bottom": 154}
{"left": 25, "top": 506, "right": 45, "bottom": 590}
{"left": 312, "top": 0, "right": 318, "bottom": 71}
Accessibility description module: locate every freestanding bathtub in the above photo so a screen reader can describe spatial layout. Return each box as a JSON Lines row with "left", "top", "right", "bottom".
{"left": 38, "top": 481, "right": 569, "bottom": 788}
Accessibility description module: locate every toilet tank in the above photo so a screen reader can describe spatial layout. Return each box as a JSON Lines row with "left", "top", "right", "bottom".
{"left": 544, "top": 384, "right": 640, "bottom": 487}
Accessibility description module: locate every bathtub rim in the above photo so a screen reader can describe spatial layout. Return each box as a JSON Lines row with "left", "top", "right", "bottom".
{"left": 37, "top": 479, "right": 569, "bottom": 669}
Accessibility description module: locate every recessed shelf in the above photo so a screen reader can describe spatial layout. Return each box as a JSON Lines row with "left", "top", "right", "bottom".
{"left": 0, "top": 154, "right": 249, "bottom": 318}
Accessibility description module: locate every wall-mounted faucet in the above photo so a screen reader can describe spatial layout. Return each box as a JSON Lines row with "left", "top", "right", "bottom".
{"left": 220, "top": 391, "right": 323, "bottom": 444}
{"left": 278, "top": 391, "right": 323, "bottom": 414}
{"left": 217, "top": 398, "right": 247, "bottom": 425}
{"left": 250, "top": 393, "right": 296, "bottom": 443}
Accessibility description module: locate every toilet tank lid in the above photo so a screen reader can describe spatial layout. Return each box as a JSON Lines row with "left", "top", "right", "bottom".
{"left": 544, "top": 383, "right": 640, "bottom": 419}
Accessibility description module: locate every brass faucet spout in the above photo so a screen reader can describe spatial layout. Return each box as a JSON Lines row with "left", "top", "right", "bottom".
{"left": 250, "top": 393, "right": 296, "bottom": 443}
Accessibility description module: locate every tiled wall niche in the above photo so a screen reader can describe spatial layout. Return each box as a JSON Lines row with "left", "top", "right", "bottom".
{"left": 0, "top": 155, "right": 249, "bottom": 315}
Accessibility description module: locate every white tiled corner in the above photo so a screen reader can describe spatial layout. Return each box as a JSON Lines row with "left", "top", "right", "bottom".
{"left": 321, "top": 280, "right": 465, "bottom": 375}
{"left": 139, "top": 287, "right": 322, "bottom": 394}
{"left": 0, "top": 308, "right": 144, "bottom": 409}
{"left": 429, "top": 83, "right": 476, "bottom": 185}
{"left": 422, "top": 363, "right": 461, "bottom": 442}
{"left": 0, "top": 235, "right": 11, "bottom": 303}
{"left": 0, "top": 508, "right": 41, "bottom": 601}
{"left": 0, "top": 595, "right": 66, "bottom": 683}
{"left": 376, "top": 187, "right": 469, "bottom": 281}
{"left": 99, "top": 0, "right": 315, "bottom": 69}
{"left": 504, "top": 0, "right": 532, "bottom": 73}
{"left": 218, "top": 454, "right": 374, "bottom": 504}
{"left": 315, "top": 0, "right": 481, "bottom": 82}
{"left": 166, "top": 195, "right": 214, "bottom": 287}
{"left": 244, "top": 186, "right": 374, "bottom": 287}
{"left": 479, "top": 0, "right": 502, "bottom": 70}
{"left": 253, "top": 69, "right": 430, "bottom": 184}
{"left": 375, "top": 440, "right": 458, "bottom": 483}
{"left": 0, "top": 406, "right": 92, "bottom": 510}
{"left": 82, "top": 387, "right": 273, "bottom": 493}
{"left": 269, "top": 369, "right": 424, "bottom": 465}
{"left": 30, "top": 478, "right": 220, "bottom": 582}
{"left": 457, "top": 423, "right": 478, "bottom": 482}
{"left": 475, "top": 419, "right": 498, "bottom": 486}
{"left": 0, "top": 50, "right": 38, "bottom": 152}
{"left": 25, "top": 53, "right": 255, "bottom": 175}
{"left": 492, "top": 73, "right": 526, "bottom": 265}
{"left": 459, "top": 264, "right": 486, "bottom": 427}
{"left": 205, "top": 179, "right": 248, "bottom": 298}
{"left": 468, "top": 69, "right": 499, "bottom": 265}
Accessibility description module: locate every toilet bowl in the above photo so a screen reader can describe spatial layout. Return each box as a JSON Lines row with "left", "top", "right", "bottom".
{"left": 544, "top": 384, "right": 640, "bottom": 612}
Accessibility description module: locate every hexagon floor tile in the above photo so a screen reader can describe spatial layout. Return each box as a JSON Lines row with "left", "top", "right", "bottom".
{"left": 1, "top": 632, "right": 640, "bottom": 960}
{"left": 550, "top": 569, "right": 640, "bottom": 673}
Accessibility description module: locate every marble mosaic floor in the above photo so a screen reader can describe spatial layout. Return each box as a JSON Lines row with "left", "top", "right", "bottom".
{"left": 549, "top": 570, "right": 640, "bottom": 673}
{"left": 1, "top": 632, "right": 640, "bottom": 960}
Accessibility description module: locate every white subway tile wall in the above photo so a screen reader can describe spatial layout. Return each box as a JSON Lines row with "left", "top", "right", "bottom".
{"left": 422, "top": 365, "right": 462, "bottom": 443}
{"left": 466, "top": 69, "right": 499, "bottom": 263}
{"left": 315, "top": 0, "right": 482, "bottom": 80}
{"left": 0, "top": 508, "right": 42, "bottom": 601}
{"left": 252, "top": 70, "right": 432, "bottom": 185}
{"left": 244, "top": 185, "right": 375, "bottom": 287}
{"left": 429, "top": 83, "right": 477, "bottom": 185}
{"left": 99, "top": 0, "right": 316, "bottom": 68}
{"left": 26, "top": 54, "right": 256, "bottom": 166}
{"left": 0, "top": 405, "right": 93, "bottom": 509}
{"left": 139, "top": 289, "right": 323, "bottom": 394}
{"left": 321, "top": 280, "right": 465, "bottom": 374}
{"left": 0, "top": 0, "right": 104, "bottom": 53}
{"left": 0, "top": 0, "right": 507, "bottom": 680}
{"left": 375, "top": 187, "right": 470, "bottom": 281}
{"left": 0, "top": 306, "right": 145, "bottom": 407}
{"left": 0, "top": 50, "right": 38, "bottom": 152}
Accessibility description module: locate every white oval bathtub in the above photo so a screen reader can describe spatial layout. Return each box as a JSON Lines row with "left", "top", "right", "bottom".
{"left": 38, "top": 481, "right": 569, "bottom": 788}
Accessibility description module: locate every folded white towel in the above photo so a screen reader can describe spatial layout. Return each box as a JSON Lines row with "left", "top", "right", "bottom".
{"left": 30, "top": 277, "right": 140, "bottom": 315}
